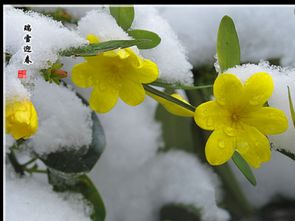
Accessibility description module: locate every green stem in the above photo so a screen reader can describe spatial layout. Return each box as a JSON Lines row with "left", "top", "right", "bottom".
{"left": 151, "top": 81, "right": 213, "bottom": 90}
{"left": 143, "top": 84, "right": 196, "bottom": 112}
{"left": 24, "top": 167, "right": 47, "bottom": 174}
{"left": 21, "top": 157, "right": 38, "bottom": 167}
{"left": 7, "top": 150, "right": 25, "bottom": 176}
{"left": 7, "top": 149, "right": 46, "bottom": 175}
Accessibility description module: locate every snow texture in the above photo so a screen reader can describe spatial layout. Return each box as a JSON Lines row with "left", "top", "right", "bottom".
{"left": 31, "top": 6, "right": 98, "bottom": 19}
{"left": 5, "top": 135, "right": 15, "bottom": 152}
{"left": 86, "top": 98, "right": 229, "bottom": 221}
{"left": 159, "top": 6, "right": 295, "bottom": 67}
{"left": 5, "top": 64, "right": 31, "bottom": 102}
{"left": 132, "top": 6, "right": 193, "bottom": 85}
{"left": 5, "top": 172, "right": 92, "bottom": 221}
{"left": 6, "top": 6, "right": 295, "bottom": 221}
{"left": 231, "top": 151, "right": 295, "bottom": 208}
{"left": 28, "top": 78, "right": 93, "bottom": 156}
{"left": 77, "top": 7, "right": 193, "bottom": 84}
{"left": 78, "top": 8, "right": 132, "bottom": 42}
{"left": 226, "top": 61, "right": 295, "bottom": 155}
{"left": 4, "top": 7, "right": 86, "bottom": 78}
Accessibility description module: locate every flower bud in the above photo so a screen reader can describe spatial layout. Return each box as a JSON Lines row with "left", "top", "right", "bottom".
{"left": 52, "top": 69, "right": 68, "bottom": 78}
{"left": 5, "top": 100, "right": 38, "bottom": 140}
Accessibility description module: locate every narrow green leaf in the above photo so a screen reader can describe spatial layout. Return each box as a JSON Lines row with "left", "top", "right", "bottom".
{"left": 287, "top": 86, "right": 295, "bottom": 128}
{"left": 150, "top": 80, "right": 212, "bottom": 90}
{"left": 232, "top": 152, "right": 256, "bottom": 186}
{"left": 110, "top": 6, "right": 134, "bottom": 31}
{"left": 217, "top": 15, "right": 240, "bottom": 72}
{"left": 160, "top": 203, "right": 201, "bottom": 221}
{"left": 48, "top": 171, "right": 106, "bottom": 221}
{"left": 127, "top": 29, "right": 161, "bottom": 49}
{"left": 59, "top": 39, "right": 153, "bottom": 57}
{"left": 143, "top": 84, "right": 196, "bottom": 112}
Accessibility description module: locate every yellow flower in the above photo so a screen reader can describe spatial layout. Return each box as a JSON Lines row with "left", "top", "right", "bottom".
{"left": 147, "top": 92, "right": 194, "bottom": 117}
{"left": 194, "top": 72, "right": 288, "bottom": 168}
{"left": 71, "top": 34, "right": 159, "bottom": 113}
{"left": 6, "top": 100, "right": 38, "bottom": 140}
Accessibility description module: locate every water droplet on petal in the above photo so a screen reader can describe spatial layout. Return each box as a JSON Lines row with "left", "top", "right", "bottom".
{"left": 218, "top": 140, "right": 225, "bottom": 149}
{"left": 249, "top": 95, "right": 263, "bottom": 105}
{"left": 238, "top": 141, "right": 249, "bottom": 154}
{"left": 224, "top": 127, "right": 236, "bottom": 137}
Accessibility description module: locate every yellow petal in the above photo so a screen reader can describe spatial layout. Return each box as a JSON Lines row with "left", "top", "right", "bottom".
{"left": 205, "top": 130, "right": 235, "bottom": 166}
{"left": 6, "top": 100, "right": 38, "bottom": 140}
{"left": 71, "top": 62, "right": 96, "bottom": 88}
{"left": 243, "top": 72, "right": 274, "bottom": 109}
{"left": 119, "top": 80, "right": 145, "bottom": 106}
{"left": 86, "top": 34, "right": 100, "bottom": 43}
{"left": 213, "top": 73, "right": 244, "bottom": 110}
{"left": 194, "top": 101, "right": 231, "bottom": 130}
{"left": 242, "top": 107, "right": 288, "bottom": 135}
{"left": 104, "top": 49, "right": 130, "bottom": 59}
{"left": 125, "top": 48, "right": 144, "bottom": 68}
{"left": 89, "top": 87, "right": 119, "bottom": 113}
{"left": 137, "top": 59, "right": 159, "bottom": 83}
{"left": 236, "top": 124, "right": 271, "bottom": 168}
{"left": 147, "top": 92, "right": 194, "bottom": 117}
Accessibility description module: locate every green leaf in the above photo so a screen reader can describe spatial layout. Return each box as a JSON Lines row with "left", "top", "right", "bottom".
{"left": 287, "top": 86, "right": 295, "bottom": 128}
{"left": 144, "top": 84, "right": 196, "bottom": 112}
{"left": 110, "top": 6, "right": 134, "bottom": 31}
{"left": 39, "top": 111, "right": 106, "bottom": 173}
{"left": 48, "top": 170, "right": 106, "bottom": 221}
{"left": 59, "top": 39, "right": 153, "bottom": 57}
{"left": 150, "top": 79, "right": 212, "bottom": 91}
{"left": 52, "top": 62, "right": 63, "bottom": 70}
{"left": 232, "top": 152, "right": 256, "bottom": 186}
{"left": 217, "top": 15, "right": 240, "bottom": 72}
{"left": 160, "top": 203, "right": 201, "bottom": 221}
{"left": 127, "top": 29, "right": 161, "bottom": 49}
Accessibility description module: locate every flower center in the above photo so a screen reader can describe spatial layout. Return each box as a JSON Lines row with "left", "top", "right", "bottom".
{"left": 231, "top": 113, "right": 239, "bottom": 122}
{"left": 110, "top": 63, "right": 120, "bottom": 73}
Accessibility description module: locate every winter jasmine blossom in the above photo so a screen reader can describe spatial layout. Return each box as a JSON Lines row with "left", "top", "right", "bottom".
{"left": 194, "top": 72, "right": 288, "bottom": 168}
{"left": 71, "top": 34, "right": 159, "bottom": 113}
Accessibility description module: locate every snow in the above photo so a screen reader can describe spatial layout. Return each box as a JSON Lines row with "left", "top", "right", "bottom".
{"left": 231, "top": 151, "right": 295, "bottom": 208}
{"left": 5, "top": 64, "right": 31, "bottom": 102}
{"left": 88, "top": 98, "right": 229, "bottom": 221}
{"left": 5, "top": 135, "right": 15, "bottom": 152}
{"left": 159, "top": 6, "right": 295, "bottom": 67}
{"left": 5, "top": 5, "right": 295, "bottom": 221}
{"left": 28, "top": 78, "right": 93, "bottom": 156}
{"left": 78, "top": 8, "right": 132, "bottom": 42}
{"left": 132, "top": 6, "right": 193, "bottom": 85}
{"left": 5, "top": 171, "right": 92, "bottom": 221}
{"left": 4, "top": 7, "right": 86, "bottom": 79}
{"left": 77, "top": 7, "right": 193, "bottom": 85}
